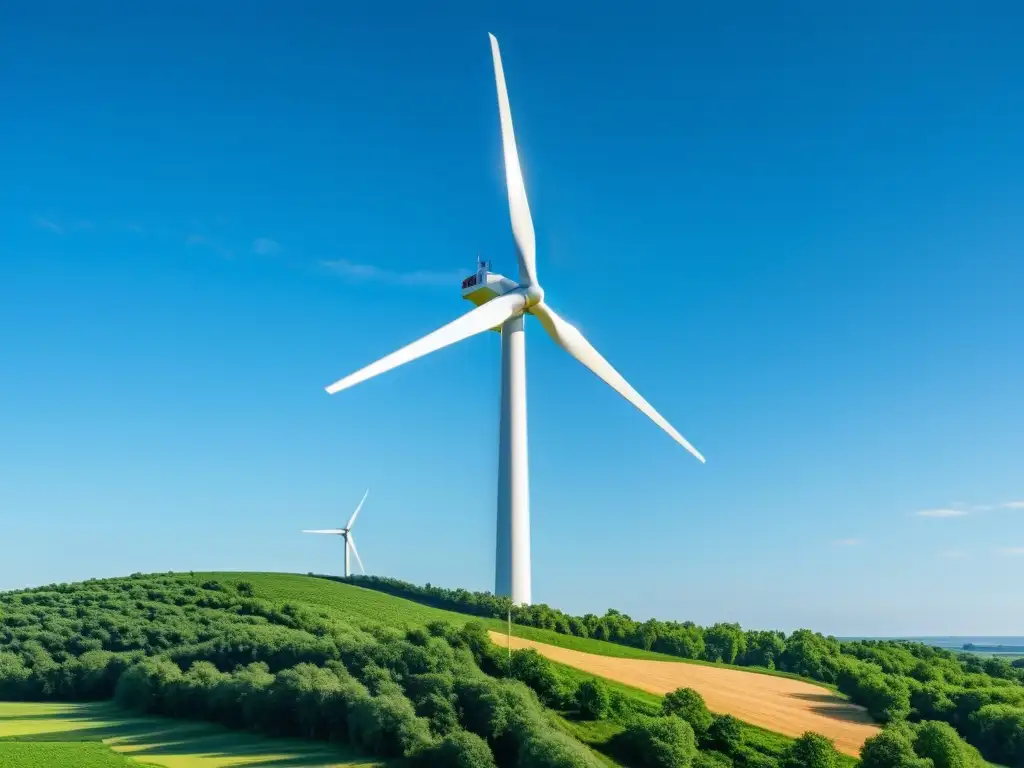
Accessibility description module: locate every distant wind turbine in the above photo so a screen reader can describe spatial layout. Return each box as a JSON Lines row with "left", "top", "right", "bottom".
{"left": 302, "top": 489, "right": 369, "bottom": 578}
{"left": 324, "top": 34, "right": 704, "bottom": 606}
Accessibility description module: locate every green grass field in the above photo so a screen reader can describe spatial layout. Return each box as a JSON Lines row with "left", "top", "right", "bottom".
{"left": 0, "top": 742, "right": 147, "bottom": 768}
{"left": 0, "top": 701, "right": 385, "bottom": 767}
{"left": 202, "top": 572, "right": 836, "bottom": 689}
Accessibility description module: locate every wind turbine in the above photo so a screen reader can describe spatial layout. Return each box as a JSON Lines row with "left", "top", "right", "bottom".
{"left": 302, "top": 489, "right": 369, "bottom": 578}
{"left": 324, "top": 34, "right": 704, "bottom": 605}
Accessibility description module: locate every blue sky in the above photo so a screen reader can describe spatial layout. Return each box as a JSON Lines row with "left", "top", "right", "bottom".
{"left": 1, "top": 1, "right": 1022, "bottom": 636}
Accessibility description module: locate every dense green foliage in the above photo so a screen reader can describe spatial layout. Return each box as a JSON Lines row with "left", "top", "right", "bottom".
{"left": 575, "top": 678, "right": 611, "bottom": 721}
{"left": 663, "top": 687, "right": 714, "bottom": 741}
{"left": 782, "top": 732, "right": 842, "bottom": 768}
{"left": 0, "top": 574, "right": 605, "bottom": 767}
{"left": 2, "top": 572, "right": 1017, "bottom": 767}
{"left": 858, "top": 721, "right": 988, "bottom": 768}
{"left": 343, "top": 574, "right": 1024, "bottom": 765}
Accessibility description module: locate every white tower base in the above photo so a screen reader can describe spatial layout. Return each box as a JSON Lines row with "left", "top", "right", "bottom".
{"left": 344, "top": 537, "right": 351, "bottom": 578}
{"left": 496, "top": 313, "right": 531, "bottom": 605}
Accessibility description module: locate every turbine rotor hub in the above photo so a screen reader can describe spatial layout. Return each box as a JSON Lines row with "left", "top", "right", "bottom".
{"left": 521, "top": 282, "right": 544, "bottom": 309}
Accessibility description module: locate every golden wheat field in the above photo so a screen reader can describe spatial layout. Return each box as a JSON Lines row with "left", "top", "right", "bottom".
{"left": 492, "top": 631, "right": 880, "bottom": 756}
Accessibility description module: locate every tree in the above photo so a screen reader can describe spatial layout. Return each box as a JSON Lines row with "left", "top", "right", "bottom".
{"left": 414, "top": 729, "right": 496, "bottom": 768}
{"left": 913, "top": 720, "right": 983, "bottom": 768}
{"left": 742, "top": 631, "right": 786, "bottom": 669}
{"left": 859, "top": 727, "right": 932, "bottom": 768}
{"left": 969, "top": 703, "right": 1024, "bottom": 766}
{"left": 662, "top": 687, "right": 713, "bottom": 740}
{"left": 707, "top": 714, "right": 743, "bottom": 754}
{"left": 575, "top": 679, "right": 610, "bottom": 720}
{"left": 704, "top": 624, "right": 746, "bottom": 665}
{"left": 782, "top": 732, "right": 841, "bottom": 768}
{"left": 510, "top": 648, "right": 563, "bottom": 707}
{"left": 617, "top": 715, "right": 698, "bottom": 768}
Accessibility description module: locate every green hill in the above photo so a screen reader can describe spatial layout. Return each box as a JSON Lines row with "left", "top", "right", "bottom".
{"left": 2, "top": 571, "right": 1009, "bottom": 768}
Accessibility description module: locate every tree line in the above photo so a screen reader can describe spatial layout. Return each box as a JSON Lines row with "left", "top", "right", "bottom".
{"left": 337, "top": 574, "right": 1024, "bottom": 766}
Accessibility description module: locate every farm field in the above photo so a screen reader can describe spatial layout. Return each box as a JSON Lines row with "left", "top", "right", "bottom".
{"left": 0, "top": 701, "right": 384, "bottom": 767}
{"left": 491, "top": 631, "right": 880, "bottom": 757}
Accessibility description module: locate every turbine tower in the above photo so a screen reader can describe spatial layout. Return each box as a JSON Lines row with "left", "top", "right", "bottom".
{"left": 302, "top": 489, "right": 369, "bottom": 578}
{"left": 325, "top": 35, "right": 704, "bottom": 605}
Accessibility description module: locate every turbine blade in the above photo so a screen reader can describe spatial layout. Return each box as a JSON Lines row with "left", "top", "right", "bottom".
{"left": 489, "top": 33, "right": 537, "bottom": 286}
{"left": 326, "top": 291, "right": 527, "bottom": 394}
{"left": 345, "top": 488, "right": 369, "bottom": 530}
{"left": 302, "top": 529, "right": 346, "bottom": 534}
{"left": 531, "top": 302, "right": 705, "bottom": 463}
{"left": 348, "top": 535, "right": 365, "bottom": 574}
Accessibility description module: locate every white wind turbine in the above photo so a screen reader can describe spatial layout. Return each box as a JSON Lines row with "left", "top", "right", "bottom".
{"left": 302, "top": 489, "right": 369, "bottom": 578}
{"left": 325, "top": 34, "right": 704, "bottom": 605}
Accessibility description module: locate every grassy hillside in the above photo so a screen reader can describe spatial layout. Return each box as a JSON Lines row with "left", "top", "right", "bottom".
{"left": 201, "top": 572, "right": 834, "bottom": 686}
{"left": 0, "top": 701, "right": 378, "bottom": 767}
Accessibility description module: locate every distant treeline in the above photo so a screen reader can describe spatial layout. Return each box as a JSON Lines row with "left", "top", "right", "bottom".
{"left": 962, "top": 642, "right": 1024, "bottom": 654}
{"left": 336, "top": 574, "right": 1024, "bottom": 767}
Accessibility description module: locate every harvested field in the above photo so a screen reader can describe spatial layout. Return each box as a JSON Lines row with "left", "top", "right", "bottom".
{"left": 491, "top": 631, "right": 880, "bottom": 756}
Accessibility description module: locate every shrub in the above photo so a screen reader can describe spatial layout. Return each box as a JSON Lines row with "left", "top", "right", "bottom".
{"left": 707, "top": 714, "right": 743, "bottom": 754}
{"left": 575, "top": 679, "right": 611, "bottom": 720}
{"left": 510, "top": 648, "right": 563, "bottom": 706}
{"left": 616, "top": 714, "right": 698, "bottom": 768}
{"left": 114, "top": 657, "right": 182, "bottom": 713}
{"left": 416, "top": 692, "right": 460, "bottom": 735}
{"left": 662, "top": 687, "right": 714, "bottom": 740}
{"left": 413, "top": 728, "right": 496, "bottom": 767}
{"left": 859, "top": 726, "right": 931, "bottom": 768}
{"left": 781, "top": 732, "right": 840, "bottom": 768}
{"left": 518, "top": 728, "right": 607, "bottom": 767}
{"left": 347, "top": 692, "right": 433, "bottom": 757}
{"left": 969, "top": 703, "right": 1024, "bottom": 766}
{"left": 913, "top": 720, "right": 984, "bottom": 768}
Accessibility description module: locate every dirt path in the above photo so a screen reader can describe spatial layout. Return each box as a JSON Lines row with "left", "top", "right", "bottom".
{"left": 490, "top": 631, "right": 878, "bottom": 756}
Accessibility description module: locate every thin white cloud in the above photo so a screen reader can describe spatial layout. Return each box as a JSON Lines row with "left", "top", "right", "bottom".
{"left": 185, "top": 233, "right": 233, "bottom": 259}
{"left": 916, "top": 500, "right": 1024, "bottom": 518}
{"left": 835, "top": 538, "right": 863, "bottom": 547}
{"left": 33, "top": 216, "right": 94, "bottom": 233}
{"left": 996, "top": 547, "right": 1024, "bottom": 556}
{"left": 34, "top": 216, "right": 65, "bottom": 234}
{"left": 916, "top": 508, "right": 969, "bottom": 518}
{"left": 321, "top": 259, "right": 465, "bottom": 287}
{"left": 252, "top": 237, "right": 280, "bottom": 255}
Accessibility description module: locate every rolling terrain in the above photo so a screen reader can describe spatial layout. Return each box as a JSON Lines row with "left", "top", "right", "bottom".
{"left": 194, "top": 573, "right": 877, "bottom": 753}
{"left": 2, "top": 572, "right": 1009, "bottom": 767}
{"left": 492, "top": 632, "right": 878, "bottom": 756}
{"left": 0, "top": 701, "right": 383, "bottom": 767}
